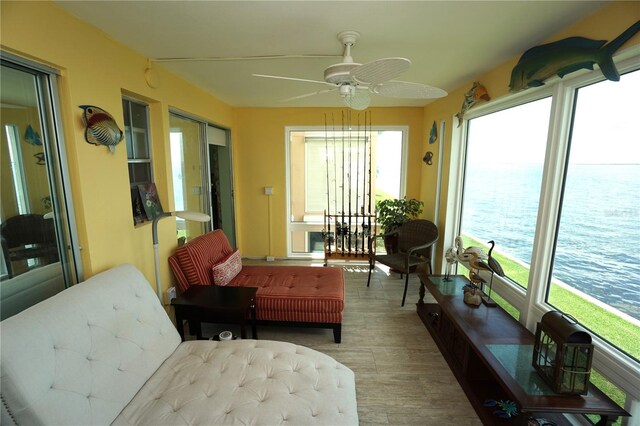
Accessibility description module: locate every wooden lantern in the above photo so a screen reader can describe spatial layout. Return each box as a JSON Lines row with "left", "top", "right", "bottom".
{"left": 532, "top": 311, "right": 594, "bottom": 395}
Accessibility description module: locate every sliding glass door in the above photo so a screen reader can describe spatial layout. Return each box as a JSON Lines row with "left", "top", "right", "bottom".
{"left": 169, "top": 112, "right": 234, "bottom": 246}
{"left": 1, "top": 54, "right": 81, "bottom": 319}
{"left": 170, "top": 113, "right": 208, "bottom": 242}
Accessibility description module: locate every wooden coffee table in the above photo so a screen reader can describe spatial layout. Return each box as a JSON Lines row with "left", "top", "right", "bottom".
{"left": 172, "top": 285, "right": 258, "bottom": 340}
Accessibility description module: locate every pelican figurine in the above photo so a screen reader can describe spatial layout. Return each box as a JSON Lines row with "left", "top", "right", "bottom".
{"left": 451, "top": 236, "right": 489, "bottom": 288}
{"left": 454, "top": 236, "right": 487, "bottom": 263}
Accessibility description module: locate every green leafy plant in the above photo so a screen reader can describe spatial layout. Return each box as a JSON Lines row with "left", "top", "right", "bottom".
{"left": 376, "top": 197, "right": 424, "bottom": 233}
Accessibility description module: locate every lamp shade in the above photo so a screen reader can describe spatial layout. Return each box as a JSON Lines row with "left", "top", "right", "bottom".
{"left": 174, "top": 211, "right": 210, "bottom": 222}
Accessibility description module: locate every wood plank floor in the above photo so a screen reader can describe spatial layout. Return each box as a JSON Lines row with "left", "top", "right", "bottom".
{"left": 197, "top": 259, "right": 482, "bottom": 425}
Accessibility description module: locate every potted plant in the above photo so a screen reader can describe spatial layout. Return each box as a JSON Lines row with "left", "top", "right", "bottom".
{"left": 376, "top": 197, "right": 424, "bottom": 233}
{"left": 375, "top": 197, "right": 424, "bottom": 252}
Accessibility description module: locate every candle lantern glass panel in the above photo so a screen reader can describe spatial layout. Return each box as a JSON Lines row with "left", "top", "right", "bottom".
{"left": 532, "top": 311, "right": 593, "bottom": 395}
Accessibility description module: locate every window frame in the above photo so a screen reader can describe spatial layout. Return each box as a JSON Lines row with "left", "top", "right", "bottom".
{"left": 449, "top": 52, "right": 640, "bottom": 418}
{"left": 285, "top": 125, "right": 409, "bottom": 258}
{"left": 122, "top": 96, "right": 153, "bottom": 225}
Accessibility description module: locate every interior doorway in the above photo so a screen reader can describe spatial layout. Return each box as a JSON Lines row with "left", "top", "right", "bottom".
{"left": 169, "top": 112, "right": 235, "bottom": 247}
{"left": 207, "top": 125, "right": 235, "bottom": 248}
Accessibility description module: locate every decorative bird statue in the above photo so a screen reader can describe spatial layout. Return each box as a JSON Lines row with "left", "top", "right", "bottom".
{"left": 487, "top": 240, "right": 505, "bottom": 277}
{"left": 79, "top": 105, "right": 123, "bottom": 153}
{"left": 444, "top": 244, "right": 458, "bottom": 281}
{"left": 454, "top": 236, "right": 487, "bottom": 263}
{"left": 452, "top": 236, "right": 489, "bottom": 288}
{"left": 472, "top": 240, "right": 505, "bottom": 307}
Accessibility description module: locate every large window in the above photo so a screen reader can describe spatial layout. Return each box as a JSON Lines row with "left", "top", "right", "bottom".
{"left": 455, "top": 59, "right": 640, "bottom": 421}
{"left": 288, "top": 127, "right": 405, "bottom": 256}
{"left": 548, "top": 70, "right": 640, "bottom": 361}
{"left": 460, "top": 98, "right": 551, "bottom": 290}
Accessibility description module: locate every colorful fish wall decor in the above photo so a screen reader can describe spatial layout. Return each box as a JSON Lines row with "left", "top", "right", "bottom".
{"left": 79, "top": 105, "right": 124, "bottom": 153}
{"left": 455, "top": 82, "right": 490, "bottom": 127}
{"left": 509, "top": 20, "right": 640, "bottom": 92}
{"left": 24, "top": 124, "right": 42, "bottom": 146}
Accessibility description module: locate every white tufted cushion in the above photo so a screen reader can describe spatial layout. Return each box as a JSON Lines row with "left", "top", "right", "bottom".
{"left": 113, "top": 340, "right": 359, "bottom": 425}
{"left": 0, "top": 264, "right": 180, "bottom": 426}
{"left": 1, "top": 264, "right": 359, "bottom": 426}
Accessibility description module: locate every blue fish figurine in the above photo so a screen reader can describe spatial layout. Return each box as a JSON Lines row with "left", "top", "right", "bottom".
{"left": 429, "top": 121, "right": 437, "bottom": 145}
{"left": 24, "top": 124, "right": 42, "bottom": 146}
{"left": 79, "top": 105, "right": 123, "bottom": 153}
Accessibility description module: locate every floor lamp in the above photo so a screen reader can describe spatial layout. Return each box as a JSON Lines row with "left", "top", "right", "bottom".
{"left": 152, "top": 211, "right": 210, "bottom": 301}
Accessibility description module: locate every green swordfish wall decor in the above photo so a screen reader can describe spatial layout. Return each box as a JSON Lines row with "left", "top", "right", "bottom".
{"left": 509, "top": 20, "right": 640, "bottom": 92}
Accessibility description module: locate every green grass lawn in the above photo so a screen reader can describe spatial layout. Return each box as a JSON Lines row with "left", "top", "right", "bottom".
{"left": 457, "top": 235, "right": 637, "bottom": 418}
{"left": 459, "top": 235, "right": 639, "bottom": 360}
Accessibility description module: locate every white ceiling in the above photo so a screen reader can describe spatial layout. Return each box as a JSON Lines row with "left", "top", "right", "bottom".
{"left": 54, "top": 1, "right": 607, "bottom": 108}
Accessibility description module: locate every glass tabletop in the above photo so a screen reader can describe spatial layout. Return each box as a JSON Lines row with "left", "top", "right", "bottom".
{"left": 486, "top": 344, "right": 557, "bottom": 396}
{"left": 428, "top": 275, "right": 467, "bottom": 296}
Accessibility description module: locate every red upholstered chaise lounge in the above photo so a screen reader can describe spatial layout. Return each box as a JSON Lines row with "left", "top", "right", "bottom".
{"left": 168, "top": 230, "right": 345, "bottom": 343}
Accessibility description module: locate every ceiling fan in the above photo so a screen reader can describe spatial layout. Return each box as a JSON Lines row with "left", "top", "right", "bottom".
{"left": 253, "top": 31, "right": 447, "bottom": 110}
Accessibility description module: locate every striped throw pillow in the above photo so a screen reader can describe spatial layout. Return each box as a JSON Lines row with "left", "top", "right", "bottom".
{"left": 211, "top": 249, "right": 241, "bottom": 286}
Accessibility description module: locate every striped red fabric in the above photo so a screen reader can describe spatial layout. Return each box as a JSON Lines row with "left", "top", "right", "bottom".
{"left": 168, "top": 232, "right": 345, "bottom": 325}
{"left": 169, "top": 230, "right": 233, "bottom": 290}
{"left": 228, "top": 265, "right": 344, "bottom": 324}
{"left": 168, "top": 255, "right": 189, "bottom": 292}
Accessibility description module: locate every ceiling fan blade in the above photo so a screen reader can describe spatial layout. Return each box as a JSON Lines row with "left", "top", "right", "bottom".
{"left": 253, "top": 74, "right": 332, "bottom": 86}
{"left": 280, "top": 87, "right": 338, "bottom": 102}
{"left": 374, "top": 80, "right": 448, "bottom": 99}
{"left": 351, "top": 57, "right": 411, "bottom": 85}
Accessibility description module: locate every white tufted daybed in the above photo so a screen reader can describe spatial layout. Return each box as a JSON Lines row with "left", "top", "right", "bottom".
{"left": 0, "top": 264, "right": 358, "bottom": 425}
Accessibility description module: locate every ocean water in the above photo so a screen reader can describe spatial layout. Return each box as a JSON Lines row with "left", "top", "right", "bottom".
{"left": 461, "top": 163, "right": 640, "bottom": 321}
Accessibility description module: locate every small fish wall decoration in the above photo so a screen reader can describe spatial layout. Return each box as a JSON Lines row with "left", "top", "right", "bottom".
{"left": 79, "top": 105, "right": 124, "bottom": 153}
{"left": 455, "top": 82, "right": 490, "bottom": 127}
{"left": 429, "top": 121, "right": 437, "bottom": 144}
{"left": 509, "top": 20, "right": 640, "bottom": 92}
{"left": 24, "top": 124, "right": 42, "bottom": 146}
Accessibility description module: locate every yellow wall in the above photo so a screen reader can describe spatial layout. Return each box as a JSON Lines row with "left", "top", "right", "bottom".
{"left": 422, "top": 2, "right": 640, "bottom": 268}
{"left": 1, "top": 108, "right": 50, "bottom": 217}
{"left": 1, "top": 0, "right": 234, "bottom": 298}
{"left": 233, "top": 107, "right": 424, "bottom": 257}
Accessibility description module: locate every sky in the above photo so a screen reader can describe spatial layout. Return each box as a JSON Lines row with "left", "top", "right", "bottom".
{"left": 468, "top": 69, "right": 640, "bottom": 165}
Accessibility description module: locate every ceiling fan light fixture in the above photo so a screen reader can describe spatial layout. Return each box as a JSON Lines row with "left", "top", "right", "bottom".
{"left": 342, "top": 88, "right": 370, "bottom": 110}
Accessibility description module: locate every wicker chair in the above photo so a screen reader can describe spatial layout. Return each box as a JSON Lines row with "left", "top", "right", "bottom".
{"left": 367, "top": 219, "right": 438, "bottom": 306}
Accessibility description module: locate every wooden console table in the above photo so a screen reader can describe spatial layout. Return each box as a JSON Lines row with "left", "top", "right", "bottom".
{"left": 417, "top": 273, "right": 630, "bottom": 426}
